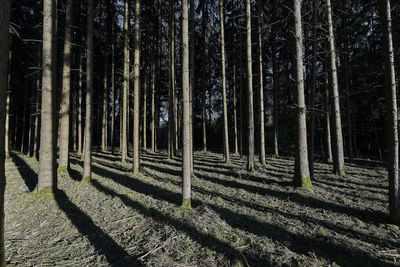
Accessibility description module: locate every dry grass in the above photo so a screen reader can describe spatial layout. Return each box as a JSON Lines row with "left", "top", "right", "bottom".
{"left": 4, "top": 150, "right": 400, "bottom": 266}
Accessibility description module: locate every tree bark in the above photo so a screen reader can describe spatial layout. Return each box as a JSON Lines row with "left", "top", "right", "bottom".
{"left": 326, "top": 0, "right": 345, "bottom": 176}
{"left": 143, "top": 73, "right": 147, "bottom": 150}
{"left": 201, "top": 0, "right": 207, "bottom": 152}
{"left": 151, "top": 63, "right": 155, "bottom": 152}
{"left": 182, "top": 0, "right": 191, "bottom": 207}
{"left": 257, "top": 0, "right": 265, "bottom": 165}
{"left": 246, "top": 0, "right": 255, "bottom": 171}
{"left": 169, "top": 0, "right": 176, "bottom": 159}
{"left": 122, "top": 0, "right": 130, "bottom": 163}
{"left": 0, "top": 0, "right": 11, "bottom": 264}
{"left": 189, "top": 0, "right": 194, "bottom": 174}
{"left": 324, "top": 64, "right": 333, "bottom": 162}
{"left": 272, "top": 38, "right": 279, "bottom": 158}
{"left": 220, "top": 0, "right": 230, "bottom": 164}
{"left": 83, "top": 0, "right": 94, "bottom": 182}
{"left": 37, "top": 0, "right": 58, "bottom": 192}
{"left": 5, "top": 49, "right": 11, "bottom": 158}
{"left": 77, "top": 50, "right": 83, "bottom": 154}
{"left": 132, "top": 0, "right": 141, "bottom": 172}
{"left": 379, "top": 0, "right": 400, "bottom": 222}
{"left": 58, "top": 0, "right": 73, "bottom": 172}
{"left": 292, "top": 0, "right": 312, "bottom": 189}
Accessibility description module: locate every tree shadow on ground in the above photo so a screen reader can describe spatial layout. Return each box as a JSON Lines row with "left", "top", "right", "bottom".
{"left": 86, "top": 161, "right": 392, "bottom": 266}
{"left": 10, "top": 152, "right": 37, "bottom": 191}
{"left": 11, "top": 153, "right": 140, "bottom": 267}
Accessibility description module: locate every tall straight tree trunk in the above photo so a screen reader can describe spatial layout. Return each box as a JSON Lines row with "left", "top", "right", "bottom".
{"left": 122, "top": 0, "right": 130, "bottom": 163}
{"left": 272, "top": 39, "right": 279, "bottom": 158}
{"left": 257, "top": 0, "right": 265, "bottom": 165}
{"left": 324, "top": 66, "right": 333, "bottom": 162}
{"left": 233, "top": 61, "right": 238, "bottom": 155}
{"left": 83, "top": 0, "right": 94, "bottom": 182}
{"left": 38, "top": 0, "right": 57, "bottom": 192}
{"left": 342, "top": 4, "right": 353, "bottom": 162}
{"left": 0, "top": 0, "right": 11, "bottom": 264}
{"left": 239, "top": 29, "right": 243, "bottom": 156}
{"left": 201, "top": 0, "right": 207, "bottom": 152}
{"left": 101, "top": 40, "right": 108, "bottom": 151}
{"left": 143, "top": 73, "right": 147, "bottom": 150}
{"left": 110, "top": 7, "right": 115, "bottom": 153}
{"left": 58, "top": 0, "right": 73, "bottom": 172}
{"left": 151, "top": 63, "right": 155, "bottom": 152}
{"left": 219, "top": 0, "right": 230, "bottom": 164}
{"left": 246, "top": 0, "right": 255, "bottom": 171}
{"left": 292, "top": 0, "right": 312, "bottom": 190}
{"left": 77, "top": 51, "right": 83, "bottom": 154}
{"left": 379, "top": 0, "right": 400, "bottom": 223}
{"left": 326, "top": 0, "right": 345, "bottom": 176}
{"left": 308, "top": 0, "right": 318, "bottom": 178}
{"left": 168, "top": 0, "right": 176, "bottom": 159}
{"left": 189, "top": 0, "right": 194, "bottom": 174}
{"left": 5, "top": 49, "right": 11, "bottom": 158}
{"left": 181, "top": 0, "right": 191, "bottom": 207}
{"left": 132, "top": 0, "right": 141, "bottom": 172}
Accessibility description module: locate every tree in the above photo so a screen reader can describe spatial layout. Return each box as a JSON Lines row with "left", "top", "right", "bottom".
{"left": 121, "top": 0, "right": 129, "bottom": 163}
{"left": 83, "top": 0, "right": 94, "bottom": 182}
{"left": 37, "top": 0, "right": 57, "bottom": 192}
{"left": 379, "top": 0, "right": 400, "bottom": 223}
{"left": 58, "top": 0, "right": 73, "bottom": 173}
{"left": 219, "top": 0, "right": 230, "bottom": 164}
{"left": 0, "top": 0, "right": 11, "bottom": 264}
{"left": 182, "top": 0, "right": 191, "bottom": 207}
{"left": 325, "top": 0, "right": 345, "bottom": 176}
{"left": 201, "top": 0, "right": 208, "bottom": 152}
{"left": 132, "top": 0, "right": 141, "bottom": 172}
{"left": 168, "top": 0, "right": 176, "bottom": 159}
{"left": 291, "top": 0, "right": 312, "bottom": 190}
{"left": 246, "top": 0, "right": 255, "bottom": 171}
{"left": 257, "top": 0, "right": 265, "bottom": 165}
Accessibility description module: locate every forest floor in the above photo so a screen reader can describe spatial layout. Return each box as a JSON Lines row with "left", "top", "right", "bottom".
{"left": 4, "top": 150, "right": 400, "bottom": 266}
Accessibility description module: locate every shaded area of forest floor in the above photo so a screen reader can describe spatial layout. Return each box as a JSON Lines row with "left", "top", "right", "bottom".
{"left": 4, "top": 150, "right": 400, "bottom": 266}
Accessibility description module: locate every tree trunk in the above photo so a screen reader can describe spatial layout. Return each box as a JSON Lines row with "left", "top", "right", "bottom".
{"left": 58, "top": 0, "right": 73, "bottom": 172}
{"left": 189, "top": 0, "right": 194, "bottom": 174}
{"left": 308, "top": 0, "right": 317, "bottom": 178}
{"left": 0, "top": 0, "right": 11, "bottom": 264}
{"left": 246, "top": 0, "right": 254, "bottom": 171}
{"left": 143, "top": 73, "right": 147, "bottom": 150}
{"left": 5, "top": 49, "right": 11, "bottom": 158}
{"left": 151, "top": 63, "right": 155, "bottom": 152}
{"left": 110, "top": 8, "right": 115, "bottom": 153}
{"left": 326, "top": 0, "right": 345, "bottom": 176}
{"left": 122, "top": 0, "right": 130, "bottom": 163}
{"left": 342, "top": 9, "right": 353, "bottom": 162}
{"left": 77, "top": 50, "right": 83, "bottom": 154}
{"left": 257, "top": 0, "right": 265, "bottom": 165}
{"left": 83, "top": 0, "right": 94, "bottom": 182}
{"left": 169, "top": 0, "right": 176, "bottom": 159}
{"left": 379, "top": 0, "right": 400, "bottom": 223}
{"left": 38, "top": 0, "right": 57, "bottom": 192}
{"left": 101, "top": 54, "right": 108, "bottom": 151}
{"left": 132, "top": 0, "right": 141, "bottom": 172}
{"left": 201, "top": 0, "right": 207, "bottom": 152}
{"left": 324, "top": 65, "right": 333, "bottom": 162}
{"left": 272, "top": 39, "right": 279, "bottom": 158}
{"left": 220, "top": 0, "right": 230, "bottom": 164}
{"left": 181, "top": 0, "right": 191, "bottom": 207}
{"left": 292, "top": 0, "right": 312, "bottom": 190}
{"left": 233, "top": 60, "right": 238, "bottom": 155}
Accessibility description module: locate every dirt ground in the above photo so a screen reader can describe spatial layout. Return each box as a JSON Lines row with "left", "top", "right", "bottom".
{"left": 4, "top": 150, "right": 400, "bottom": 266}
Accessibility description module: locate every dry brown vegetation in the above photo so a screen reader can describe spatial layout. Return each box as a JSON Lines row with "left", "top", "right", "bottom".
{"left": 4, "top": 151, "right": 400, "bottom": 266}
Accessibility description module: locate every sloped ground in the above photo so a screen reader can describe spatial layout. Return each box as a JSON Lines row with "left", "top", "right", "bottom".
{"left": 4, "top": 150, "right": 400, "bottom": 266}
